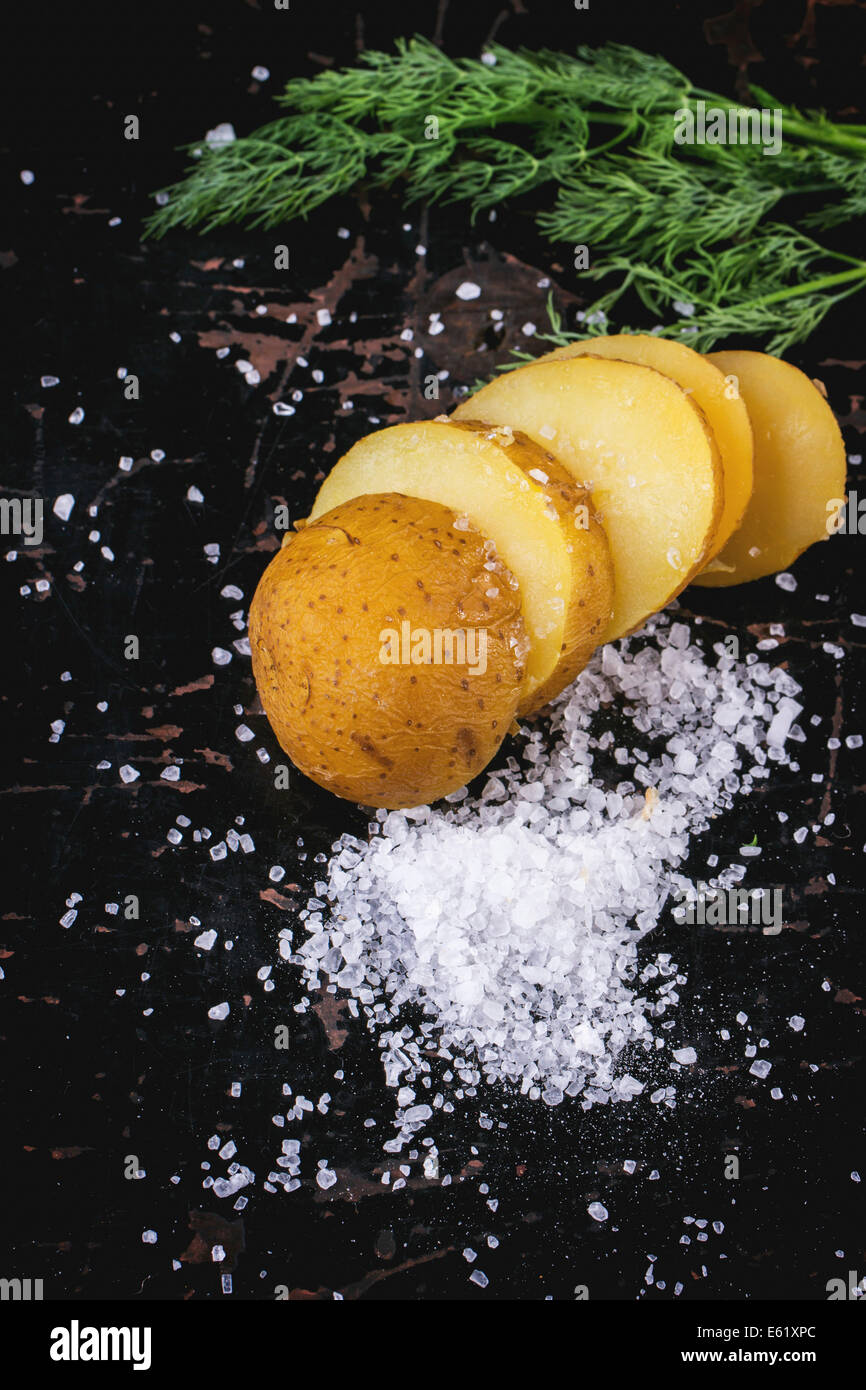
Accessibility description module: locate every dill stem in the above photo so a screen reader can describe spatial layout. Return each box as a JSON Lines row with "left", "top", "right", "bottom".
{"left": 748, "top": 263, "right": 866, "bottom": 308}
{"left": 773, "top": 116, "right": 866, "bottom": 157}
{"left": 685, "top": 89, "right": 866, "bottom": 156}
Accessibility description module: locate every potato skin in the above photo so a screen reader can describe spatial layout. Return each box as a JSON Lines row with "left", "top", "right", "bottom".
{"left": 450, "top": 420, "right": 614, "bottom": 713}
{"left": 249, "top": 493, "right": 528, "bottom": 808}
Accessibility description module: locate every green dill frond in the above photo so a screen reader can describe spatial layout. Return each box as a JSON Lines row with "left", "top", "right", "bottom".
{"left": 538, "top": 151, "right": 784, "bottom": 268}
{"left": 145, "top": 37, "right": 866, "bottom": 351}
{"left": 532, "top": 228, "right": 866, "bottom": 357}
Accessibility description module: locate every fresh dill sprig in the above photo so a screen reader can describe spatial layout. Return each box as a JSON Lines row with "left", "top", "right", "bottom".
{"left": 146, "top": 38, "right": 866, "bottom": 352}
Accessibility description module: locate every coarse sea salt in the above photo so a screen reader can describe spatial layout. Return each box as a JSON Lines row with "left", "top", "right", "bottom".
{"left": 292, "top": 615, "right": 800, "bottom": 1118}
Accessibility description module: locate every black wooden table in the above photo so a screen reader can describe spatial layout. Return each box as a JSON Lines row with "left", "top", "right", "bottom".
{"left": 3, "top": 0, "right": 864, "bottom": 1304}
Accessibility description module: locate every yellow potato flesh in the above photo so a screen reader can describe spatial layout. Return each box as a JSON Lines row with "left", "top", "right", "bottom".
{"left": 454, "top": 355, "right": 723, "bottom": 641}
{"left": 309, "top": 420, "right": 585, "bottom": 709}
{"left": 538, "top": 334, "right": 753, "bottom": 560}
{"left": 694, "top": 350, "right": 847, "bottom": 586}
{"left": 249, "top": 493, "right": 527, "bottom": 808}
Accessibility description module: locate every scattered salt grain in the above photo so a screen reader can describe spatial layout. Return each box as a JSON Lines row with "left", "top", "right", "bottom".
{"left": 455, "top": 282, "right": 481, "bottom": 301}
{"left": 205, "top": 123, "right": 236, "bottom": 148}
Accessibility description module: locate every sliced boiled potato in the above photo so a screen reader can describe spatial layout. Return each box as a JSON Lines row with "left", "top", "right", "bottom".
{"left": 455, "top": 355, "right": 724, "bottom": 641}
{"left": 538, "top": 334, "right": 753, "bottom": 560}
{"left": 250, "top": 493, "right": 527, "bottom": 808}
{"left": 449, "top": 420, "right": 613, "bottom": 713}
{"left": 694, "top": 350, "right": 847, "bottom": 586}
{"left": 309, "top": 419, "right": 612, "bottom": 712}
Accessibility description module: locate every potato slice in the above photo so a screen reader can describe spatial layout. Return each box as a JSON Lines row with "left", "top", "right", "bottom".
{"left": 449, "top": 420, "right": 613, "bottom": 713}
{"left": 309, "top": 419, "right": 611, "bottom": 712}
{"left": 250, "top": 493, "right": 527, "bottom": 808}
{"left": 694, "top": 350, "right": 847, "bottom": 586}
{"left": 537, "top": 334, "right": 753, "bottom": 560}
{"left": 455, "top": 355, "right": 724, "bottom": 641}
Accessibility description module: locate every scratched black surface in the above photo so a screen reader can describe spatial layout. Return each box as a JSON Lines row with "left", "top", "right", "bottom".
{"left": 2, "top": 0, "right": 864, "bottom": 1301}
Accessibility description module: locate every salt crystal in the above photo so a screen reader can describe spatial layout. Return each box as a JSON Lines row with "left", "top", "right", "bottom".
{"left": 749, "top": 1059, "right": 772, "bottom": 1078}
{"left": 205, "top": 123, "right": 236, "bottom": 148}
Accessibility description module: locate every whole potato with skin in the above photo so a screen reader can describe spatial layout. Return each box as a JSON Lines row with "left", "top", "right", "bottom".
{"left": 249, "top": 492, "right": 528, "bottom": 808}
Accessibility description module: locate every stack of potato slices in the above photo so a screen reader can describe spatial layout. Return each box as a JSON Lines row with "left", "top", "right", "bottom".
{"left": 250, "top": 339, "right": 846, "bottom": 807}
